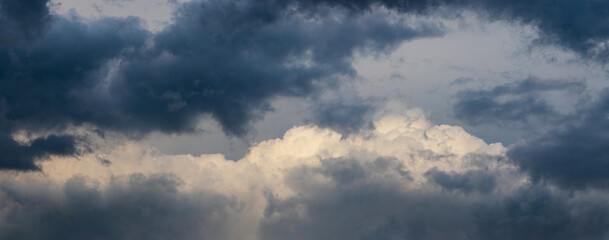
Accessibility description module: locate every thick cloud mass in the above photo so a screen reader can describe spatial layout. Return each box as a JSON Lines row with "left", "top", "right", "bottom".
{"left": 0, "top": 0, "right": 444, "bottom": 169}
{"left": 319, "top": 0, "right": 609, "bottom": 61}
{"left": 0, "top": 174, "right": 235, "bottom": 240}
{"left": 3, "top": 0, "right": 609, "bottom": 238}
{"left": 0, "top": 0, "right": 50, "bottom": 45}
{"left": 114, "top": 0, "right": 441, "bottom": 135}
{"left": 2, "top": 112, "right": 609, "bottom": 239}
{"left": 451, "top": 76, "right": 609, "bottom": 191}
{"left": 508, "top": 90, "right": 609, "bottom": 190}
{"left": 2, "top": 0, "right": 609, "bottom": 171}
{"left": 0, "top": 13, "right": 148, "bottom": 169}
{"left": 0, "top": 0, "right": 443, "bottom": 169}
{"left": 450, "top": 77, "right": 609, "bottom": 190}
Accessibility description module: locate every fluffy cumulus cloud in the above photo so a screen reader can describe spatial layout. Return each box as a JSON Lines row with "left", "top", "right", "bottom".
{"left": 2, "top": 111, "right": 609, "bottom": 239}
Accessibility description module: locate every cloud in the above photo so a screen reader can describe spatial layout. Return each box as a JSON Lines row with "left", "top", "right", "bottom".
{"left": 508, "top": 89, "right": 609, "bottom": 190}
{"left": 453, "top": 77, "right": 585, "bottom": 127}
{"left": 1, "top": 111, "right": 606, "bottom": 239}
{"left": 424, "top": 167, "right": 496, "bottom": 194}
{"left": 450, "top": 77, "right": 609, "bottom": 191}
{"left": 0, "top": 0, "right": 444, "bottom": 170}
{"left": 0, "top": 0, "right": 50, "bottom": 45}
{"left": 113, "top": 0, "right": 442, "bottom": 136}
{"left": 0, "top": 11, "right": 148, "bottom": 169}
{"left": 316, "top": 0, "right": 609, "bottom": 62}
{"left": 3, "top": 1, "right": 609, "bottom": 236}
{"left": 260, "top": 172, "right": 609, "bottom": 240}
{"left": 311, "top": 100, "right": 375, "bottom": 135}
{"left": 0, "top": 173, "right": 237, "bottom": 240}
{"left": 0, "top": 134, "right": 78, "bottom": 170}
{"left": 3, "top": 0, "right": 609, "bottom": 171}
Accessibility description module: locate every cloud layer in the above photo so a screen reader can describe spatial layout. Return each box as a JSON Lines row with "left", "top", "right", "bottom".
{"left": 3, "top": 0, "right": 609, "bottom": 238}
{"left": 2, "top": 111, "right": 609, "bottom": 239}
{"left": 0, "top": 0, "right": 442, "bottom": 169}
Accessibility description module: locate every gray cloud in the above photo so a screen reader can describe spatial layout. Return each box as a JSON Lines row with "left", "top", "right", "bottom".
{"left": 473, "top": 185, "right": 609, "bottom": 240}
{"left": 3, "top": 0, "right": 609, "bottom": 237}
{"left": 0, "top": 0, "right": 50, "bottom": 45}
{"left": 1, "top": 112, "right": 608, "bottom": 239}
{"left": 451, "top": 77, "right": 609, "bottom": 191}
{"left": 0, "top": 0, "right": 443, "bottom": 170}
{"left": 0, "top": 12, "right": 148, "bottom": 169}
{"left": 0, "top": 173, "right": 236, "bottom": 240}
{"left": 508, "top": 89, "right": 609, "bottom": 190}
{"left": 3, "top": 0, "right": 609, "bottom": 171}
{"left": 317, "top": 0, "right": 609, "bottom": 62}
{"left": 311, "top": 100, "right": 375, "bottom": 135}
{"left": 261, "top": 156, "right": 609, "bottom": 240}
{"left": 453, "top": 77, "right": 585, "bottom": 127}
{"left": 308, "top": 0, "right": 609, "bottom": 194}
{"left": 425, "top": 167, "right": 496, "bottom": 194}
{"left": 114, "top": 0, "right": 441, "bottom": 136}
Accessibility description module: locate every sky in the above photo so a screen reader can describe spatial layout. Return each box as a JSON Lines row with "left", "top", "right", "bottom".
{"left": 2, "top": 0, "right": 609, "bottom": 239}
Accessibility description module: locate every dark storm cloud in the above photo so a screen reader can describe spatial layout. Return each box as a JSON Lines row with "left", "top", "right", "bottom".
{"left": 451, "top": 77, "right": 609, "bottom": 190}
{"left": 261, "top": 157, "right": 609, "bottom": 240}
{"left": 0, "top": 134, "right": 78, "bottom": 170}
{"left": 425, "top": 167, "right": 496, "bottom": 194}
{"left": 453, "top": 77, "right": 584, "bottom": 126}
{"left": 0, "top": 173, "right": 236, "bottom": 240}
{"left": 314, "top": 0, "right": 609, "bottom": 194}
{"left": 114, "top": 0, "right": 442, "bottom": 136}
{"left": 316, "top": 0, "right": 609, "bottom": 61}
{"left": 473, "top": 185, "right": 609, "bottom": 240}
{"left": 474, "top": 0, "right": 609, "bottom": 62}
{"left": 312, "top": 100, "right": 375, "bottom": 135}
{"left": 0, "top": 2, "right": 148, "bottom": 169}
{"left": 0, "top": 0, "right": 442, "bottom": 169}
{"left": 508, "top": 89, "right": 609, "bottom": 190}
{"left": 0, "top": 0, "right": 50, "bottom": 45}
{"left": 2, "top": 0, "right": 609, "bottom": 171}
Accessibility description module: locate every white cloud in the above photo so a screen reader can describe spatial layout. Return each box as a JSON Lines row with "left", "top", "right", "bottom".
{"left": 3, "top": 109, "right": 609, "bottom": 239}
{"left": 0, "top": 109, "right": 524, "bottom": 238}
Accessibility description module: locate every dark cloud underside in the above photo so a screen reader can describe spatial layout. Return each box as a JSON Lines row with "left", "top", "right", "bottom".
{"left": 508, "top": 90, "right": 609, "bottom": 190}
{"left": 261, "top": 158, "right": 609, "bottom": 240}
{"left": 319, "top": 0, "right": 609, "bottom": 61}
{"left": 1, "top": 1, "right": 609, "bottom": 239}
{"left": 2, "top": 0, "right": 609, "bottom": 170}
{"left": 0, "top": 0, "right": 442, "bottom": 169}
{"left": 453, "top": 77, "right": 584, "bottom": 126}
{"left": 0, "top": 174, "right": 235, "bottom": 240}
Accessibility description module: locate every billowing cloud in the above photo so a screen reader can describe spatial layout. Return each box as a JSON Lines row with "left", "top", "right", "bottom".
{"left": 114, "top": 0, "right": 442, "bottom": 136}
{"left": 3, "top": 0, "right": 609, "bottom": 171}
{"left": 0, "top": 0, "right": 443, "bottom": 170}
{"left": 3, "top": 0, "right": 609, "bottom": 238}
{"left": 2, "top": 111, "right": 608, "bottom": 239}
{"left": 0, "top": 13, "right": 148, "bottom": 169}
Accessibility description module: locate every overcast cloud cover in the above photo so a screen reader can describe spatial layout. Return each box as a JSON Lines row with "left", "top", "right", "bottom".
{"left": 2, "top": 0, "right": 609, "bottom": 239}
